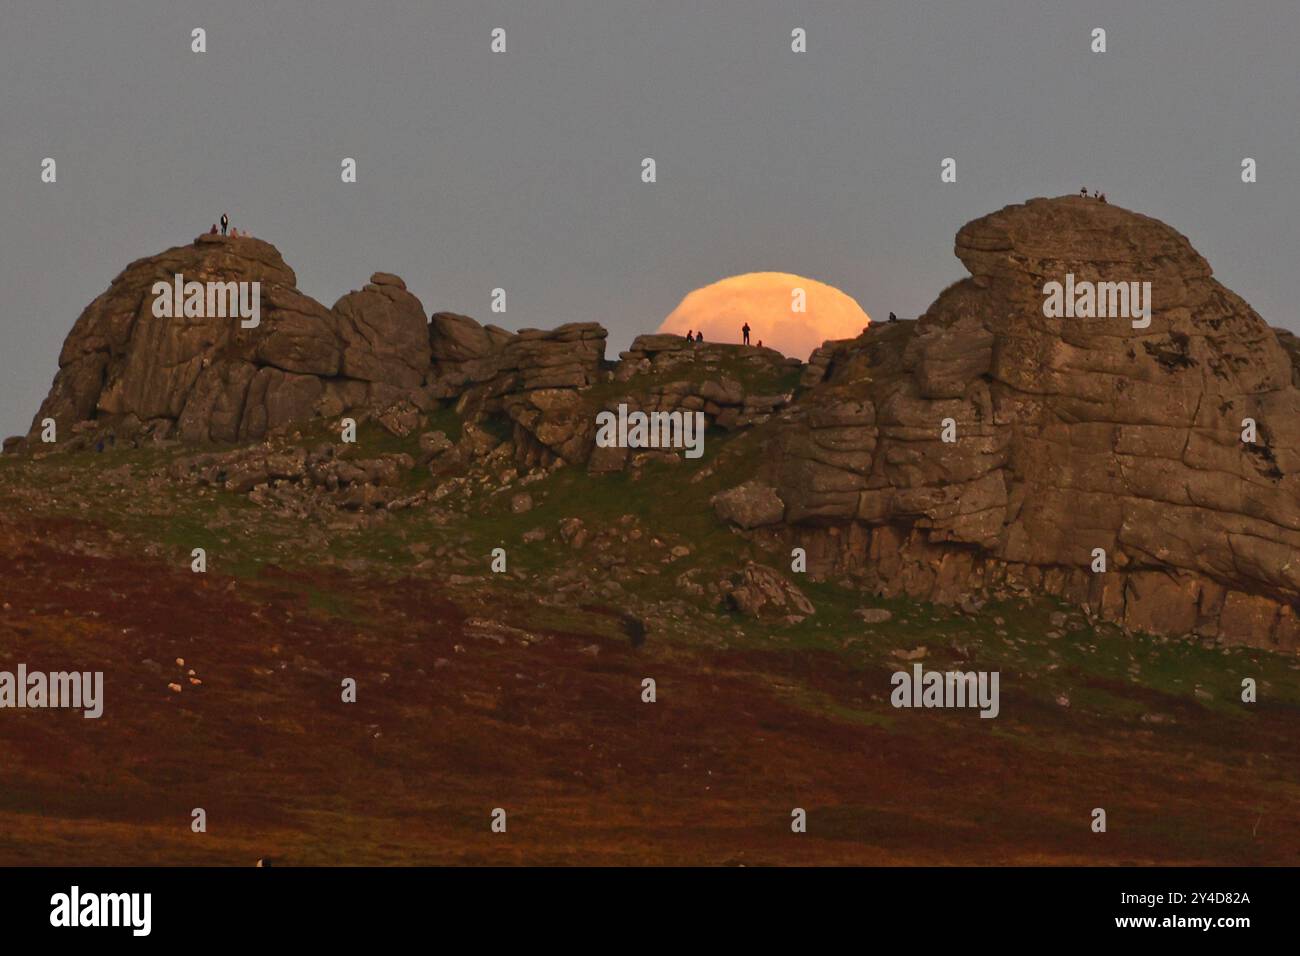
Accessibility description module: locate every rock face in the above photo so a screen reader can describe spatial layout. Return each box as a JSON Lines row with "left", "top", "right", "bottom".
{"left": 428, "top": 312, "right": 502, "bottom": 365}
{"left": 332, "top": 272, "right": 431, "bottom": 390}
{"left": 756, "top": 196, "right": 1300, "bottom": 651}
{"left": 439, "top": 321, "right": 610, "bottom": 468}
{"left": 28, "top": 235, "right": 434, "bottom": 445}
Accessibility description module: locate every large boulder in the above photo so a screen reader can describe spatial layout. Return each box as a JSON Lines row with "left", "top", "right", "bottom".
{"left": 332, "top": 273, "right": 431, "bottom": 389}
{"left": 429, "top": 312, "right": 496, "bottom": 364}
{"left": 711, "top": 481, "right": 786, "bottom": 529}
{"left": 765, "top": 196, "right": 1300, "bottom": 652}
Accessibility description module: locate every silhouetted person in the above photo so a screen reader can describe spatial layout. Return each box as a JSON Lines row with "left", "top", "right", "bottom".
{"left": 888, "top": 311, "right": 898, "bottom": 322}
{"left": 220, "top": 213, "right": 229, "bottom": 235}
{"left": 209, "top": 224, "right": 218, "bottom": 235}
{"left": 742, "top": 322, "right": 751, "bottom": 345}
{"left": 696, "top": 331, "right": 704, "bottom": 343}
{"left": 756, "top": 339, "right": 762, "bottom": 348}
{"left": 686, "top": 329, "right": 693, "bottom": 340}
{"left": 1079, "top": 187, "right": 1087, "bottom": 198}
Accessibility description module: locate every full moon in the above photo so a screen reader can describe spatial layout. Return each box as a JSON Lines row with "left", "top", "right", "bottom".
{"left": 658, "top": 272, "right": 870, "bottom": 360}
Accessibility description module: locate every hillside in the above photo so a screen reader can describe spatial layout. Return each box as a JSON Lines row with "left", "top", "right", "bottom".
{"left": 2, "top": 196, "right": 1298, "bottom": 864}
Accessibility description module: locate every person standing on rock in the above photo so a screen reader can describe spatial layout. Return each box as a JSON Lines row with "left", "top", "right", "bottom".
{"left": 742, "top": 322, "right": 751, "bottom": 346}
{"left": 695, "top": 330, "right": 704, "bottom": 343}
{"left": 220, "top": 212, "right": 229, "bottom": 236}
{"left": 686, "top": 329, "right": 693, "bottom": 341}
{"left": 209, "top": 224, "right": 218, "bottom": 235}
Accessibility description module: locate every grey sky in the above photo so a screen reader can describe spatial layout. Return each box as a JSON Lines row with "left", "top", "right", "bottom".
{"left": 2, "top": 0, "right": 1298, "bottom": 439}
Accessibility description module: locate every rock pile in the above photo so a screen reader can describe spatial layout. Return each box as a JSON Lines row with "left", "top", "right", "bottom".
{"left": 168, "top": 443, "right": 421, "bottom": 515}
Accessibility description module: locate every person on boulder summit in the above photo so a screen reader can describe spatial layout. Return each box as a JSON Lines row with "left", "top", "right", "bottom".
{"left": 220, "top": 212, "right": 229, "bottom": 236}
{"left": 209, "top": 224, "right": 218, "bottom": 235}
{"left": 695, "top": 331, "right": 704, "bottom": 343}
{"left": 889, "top": 311, "right": 898, "bottom": 322}
{"left": 686, "top": 329, "right": 693, "bottom": 341}
{"left": 742, "top": 322, "right": 751, "bottom": 346}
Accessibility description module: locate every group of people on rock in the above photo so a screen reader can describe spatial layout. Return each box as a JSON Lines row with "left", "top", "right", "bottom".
{"left": 1079, "top": 187, "right": 1108, "bottom": 203}
{"left": 207, "top": 212, "right": 247, "bottom": 237}
{"left": 682, "top": 323, "right": 762, "bottom": 348}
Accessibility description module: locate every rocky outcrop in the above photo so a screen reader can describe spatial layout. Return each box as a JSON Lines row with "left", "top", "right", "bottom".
{"left": 429, "top": 319, "right": 606, "bottom": 400}
{"left": 616, "top": 333, "right": 794, "bottom": 379}
{"left": 429, "top": 311, "right": 505, "bottom": 361}
{"left": 800, "top": 337, "right": 858, "bottom": 388}
{"left": 441, "top": 322, "right": 610, "bottom": 468}
{"left": 24, "top": 235, "right": 436, "bottom": 446}
{"left": 615, "top": 335, "right": 799, "bottom": 429}
{"left": 18, "top": 236, "right": 806, "bottom": 470}
{"left": 750, "top": 196, "right": 1300, "bottom": 651}
{"left": 18, "top": 203, "right": 1300, "bottom": 654}
{"left": 427, "top": 312, "right": 520, "bottom": 394}
{"left": 575, "top": 334, "right": 801, "bottom": 475}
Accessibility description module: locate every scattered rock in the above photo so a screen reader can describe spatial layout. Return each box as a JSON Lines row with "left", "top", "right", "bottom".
{"left": 721, "top": 564, "right": 815, "bottom": 620}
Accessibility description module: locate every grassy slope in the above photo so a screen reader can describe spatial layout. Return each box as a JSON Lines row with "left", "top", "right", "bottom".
{"left": 0, "top": 398, "right": 1298, "bottom": 864}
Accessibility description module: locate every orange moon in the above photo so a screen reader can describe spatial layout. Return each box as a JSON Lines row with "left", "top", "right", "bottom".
{"left": 658, "top": 272, "right": 870, "bottom": 360}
